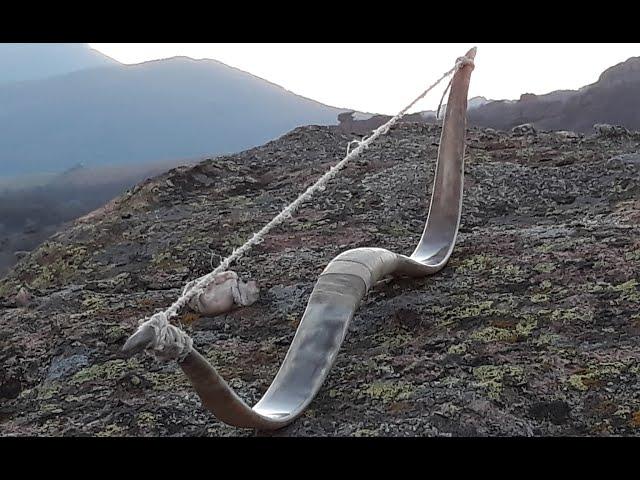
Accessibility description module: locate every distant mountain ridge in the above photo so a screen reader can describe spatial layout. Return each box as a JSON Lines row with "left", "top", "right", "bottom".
{"left": 0, "top": 54, "right": 348, "bottom": 176}
{"left": 467, "top": 56, "right": 640, "bottom": 133}
{"left": 0, "top": 43, "right": 118, "bottom": 85}
{"left": 420, "top": 96, "right": 492, "bottom": 119}
{"left": 339, "top": 56, "right": 640, "bottom": 135}
{"left": 3, "top": 46, "right": 640, "bottom": 179}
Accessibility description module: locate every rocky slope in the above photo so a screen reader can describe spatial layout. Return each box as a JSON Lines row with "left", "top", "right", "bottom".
{"left": 1, "top": 123, "right": 639, "bottom": 436}
{"left": 0, "top": 159, "right": 199, "bottom": 278}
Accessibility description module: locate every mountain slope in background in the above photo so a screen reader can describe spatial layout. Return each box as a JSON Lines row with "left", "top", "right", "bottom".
{"left": 0, "top": 56, "right": 347, "bottom": 177}
{"left": 0, "top": 43, "right": 118, "bottom": 85}
{"left": 468, "top": 56, "right": 640, "bottom": 132}
{"left": 0, "top": 159, "right": 199, "bottom": 277}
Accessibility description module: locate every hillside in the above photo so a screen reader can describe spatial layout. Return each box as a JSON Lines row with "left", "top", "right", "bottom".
{"left": 0, "top": 43, "right": 118, "bottom": 86}
{"left": 1, "top": 123, "right": 639, "bottom": 436}
{"left": 0, "top": 56, "right": 347, "bottom": 176}
{"left": 0, "top": 159, "right": 199, "bottom": 277}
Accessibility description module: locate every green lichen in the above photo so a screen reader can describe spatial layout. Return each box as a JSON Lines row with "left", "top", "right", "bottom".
{"left": 145, "top": 370, "right": 190, "bottom": 392}
{"left": 447, "top": 343, "right": 468, "bottom": 355}
{"left": 568, "top": 362, "right": 627, "bottom": 391}
{"left": 612, "top": 279, "right": 640, "bottom": 302}
{"left": 223, "top": 231, "right": 248, "bottom": 249}
{"left": 97, "top": 424, "right": 127, "bottom": 437}
{"left": 533, "top": 237, "right": 587, "bottom": 255}
{"left": 473, "top": 365, "right": 525, "bottom": 400}
{"left": 624, "top": 250, "right": 640, "bottom": 262}
{"left": 81, "top": 293, "right": 107, "bottom": 312}
{"left": 150, "top": 251, "right": 181, "bottom": 270}
{"left": 361, "top": 381, "right": 414, "bottom": 402}
{"left": 71, "top": 358, "right": 138, "bottom": 384}
{"left": 531, "top": 293, "right": 549, "bottom": 303}
{"left": 380, "top": 332, "right": 414, "bottom": 349}
{"left": 29, "top": 244, "right": 89, "bottom": 289}
{"left": 534, "top": 332, "right": 561, "bottom": 346}
{"left": 34, "top": 382, "right": 62, "bottom": 400}
{"left": 551, "top": 307, "right": 594, "bottom": 324}
{"left": 439, "top": 376, "right": 462, "bottom": 388}
{"left": 40, "top": 404, "right": 64, "bottom": 414}
{"left": 380, "top": 224, "right": 411, "bottom": 237}
{"left": 0, "top": 279, "right": 18, "bottom": 299}
{"left": 515, "top": 317, "right": 539, "bottom": 337}
{"left": 64, "top": 393, "right": 94, "bottom": 403}
{"left": 496, "top": 264, "right": 525, "bottom": 282}
{"left": 535, "top": 243, "right": 555, "bottom": 254}
{"left": 435, "top": 300, "right": 494, "bottom": 327}
{"left": 136, "top": 411, "right": 157, "bottom": 429}
{"left": 105, "top": 324, "right": 128, "bottom": 343}
{"left": 454, "top": 254, "right": 500, "bottom": 274}
{"left": 353, "top": 428, "right": 379, "bottom": 437}
{"left": 467, "top": 316, "right": 537, "bottom": 343}
{"left": 470, "top": 326, "right": 516, "bottom": 343}
{"left": 588, "top": 279, "right": 639, "bottom": 302}
{"left": 328, "top": 388, "right": 341, "bottom": 399}
{"left": 533, "top": 262, "right": 556, "bottom": 273}
{"left": 587, "top": 282, "right": 610, "bottom": 294}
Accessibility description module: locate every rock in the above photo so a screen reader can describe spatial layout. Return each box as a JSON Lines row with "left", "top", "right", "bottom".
{"left": 593, "top": 123, "right": 630, "bottom": 137}
{"left": 555, "top": 130, "right": 579, "bottom": 140}
{"left": 187, "top": 271, "right": 259, "bottom": 316}
{"left": 0, "top": 376, "right": 22, "bottom": 399}
{"left": 47, "top": 353, "right": 90, "bottom": 381}
{"left": 14, "top": 287, "right": 31, "bottom": 307}
{"left": 528, "top": 400, "right": 571, "bottom": 425}
{"left": 609, "top": 153, "right": 640, "bottom": 166}
{"left": 511, "top": 123, "right": 537, "bottom": 136}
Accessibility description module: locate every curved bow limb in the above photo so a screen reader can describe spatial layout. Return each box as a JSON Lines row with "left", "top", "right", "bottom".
{"left": 171, "top": 48, "right": 477, "bottom": 430}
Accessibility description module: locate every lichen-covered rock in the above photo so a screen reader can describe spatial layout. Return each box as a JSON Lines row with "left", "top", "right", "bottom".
{"left": 1, "top": 123, "right": 639, "bottom": 437}
{"left": 593, "top": 123, "right": 630, "bottom": 137}
{"left": 511, "top": 123, "right": 537, "bottom": 136}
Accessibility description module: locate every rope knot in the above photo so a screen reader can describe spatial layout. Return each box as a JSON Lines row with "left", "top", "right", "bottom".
{"left": 140, "top": 312, "right": 193, "bottom": 362}
{"left": 437, "top": 51, "right": 476, "bottom": 119}
{"left": 346, "top": 138, "right": 367, "bottom": 156}
{"left": 455, "top": 55, "right": 475, "bottom": 71}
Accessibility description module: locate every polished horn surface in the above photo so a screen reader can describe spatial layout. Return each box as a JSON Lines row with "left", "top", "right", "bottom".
{"left": 175, "top": 49, "right": 476, "bottom": 430}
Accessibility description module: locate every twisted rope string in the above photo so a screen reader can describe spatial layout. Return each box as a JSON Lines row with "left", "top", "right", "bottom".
{"left": 132, "top": 51, "right": 476, "bottom": 361}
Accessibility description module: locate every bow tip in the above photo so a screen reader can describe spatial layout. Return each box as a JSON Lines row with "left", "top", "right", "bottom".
{"left": 122, "top": 324, "right": 156, "bottom": 356}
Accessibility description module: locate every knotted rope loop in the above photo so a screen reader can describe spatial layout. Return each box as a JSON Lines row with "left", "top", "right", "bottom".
{"left": 436, "top": 54, "right": 476, "bottom": 120}
{"left": 137, "top": 312, "right": 193, "bottom": 362}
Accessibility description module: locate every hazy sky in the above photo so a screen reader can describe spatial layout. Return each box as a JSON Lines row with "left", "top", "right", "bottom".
{"left": 90, "top": 43, "right": 640, "bottom": 115}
